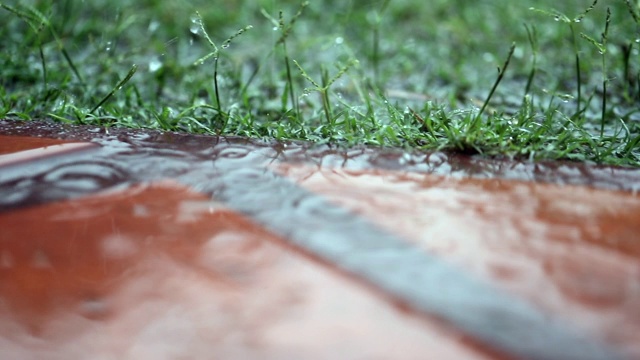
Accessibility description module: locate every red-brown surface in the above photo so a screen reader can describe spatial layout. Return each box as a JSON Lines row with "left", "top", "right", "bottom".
{"left": 276, "top": 165, "right": 640, "bottom": 358}
{"left": 0, "top": 135, "right": 96, "bottom": 167}
{"left": 0, "top": 182, "right": 489, "bottom": 360}
{"left": 0, "top": 135, "right": 69, "bottom": 154}
{"left": 1, "top": 126, "right": 639, "bottom": 359}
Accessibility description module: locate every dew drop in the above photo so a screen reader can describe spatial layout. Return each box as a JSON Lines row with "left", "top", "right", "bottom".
{"left": 149, "top": 58, "right": 162, "bottom": 72}
{"left": 190, "top": 24, "right": 200, "bottom": 35}
{"left": 190, "top": 14, "right": 201, "bottom": 35}
{"left": 148, "top": 20, "right": 159, "bottom": 32}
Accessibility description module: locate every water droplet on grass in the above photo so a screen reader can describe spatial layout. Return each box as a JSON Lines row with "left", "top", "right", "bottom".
{"left": 148, "top": 20, "right": 159, "bottom": 32}
{"left": 190, "top": 24, "right": 200, "bottom": 35}
{"left": 190, "top": 15, "right": 201, "bottom": 35}
{"left": 149, "top": 59, "right": 162, "bottom": 72}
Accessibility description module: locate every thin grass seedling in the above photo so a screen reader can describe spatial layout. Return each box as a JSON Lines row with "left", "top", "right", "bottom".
{"left": 194, "top": 11, "right": 252, "bottom": 119}
{"left": 470, "top": 42, "right": 515, "bottom": 130}
{"left": 262, "top": 2, "right": 309, "bottom": 122}
{"left": 530, "top": 0, "right": 598, "bottom": 118}
{"left": 294, "top": 59, "right": 356, "bottom": 126}
{"left": 580, "top": 7, "right": 611, "bottom": 139}
{"left": 523, "top": 24, "right": 538, "bottom": 99}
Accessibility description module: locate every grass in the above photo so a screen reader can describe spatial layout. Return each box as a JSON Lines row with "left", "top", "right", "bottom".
{"left": 1, "top": 0, "right": 639, "bottom": 166}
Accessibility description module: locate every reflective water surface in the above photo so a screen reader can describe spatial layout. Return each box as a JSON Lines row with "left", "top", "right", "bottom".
{"left": 276, "top": 165, "right": 640, "bottom": 358}
{"left": 1, "top": 183, "right": 486, "bottom": 360}
{"left": 2, "top": 119, "right": 640, "bottom": 192}
{"left": 1, "top": 120, "right": 640, "bottom": 359}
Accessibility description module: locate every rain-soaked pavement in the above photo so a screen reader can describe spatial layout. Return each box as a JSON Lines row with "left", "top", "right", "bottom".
{"left": 1, "top": 119, "right": 640, "bottom": 360}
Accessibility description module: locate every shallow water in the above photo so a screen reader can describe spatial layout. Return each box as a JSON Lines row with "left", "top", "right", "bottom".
{"left": 2, "top": 120, "right": 640, "bottom": 192}
{"left": 3, "top": 183, "right": 485, "bottom": 360}
{"left": 1, "top": 119, "right": 639, "bottom": 359}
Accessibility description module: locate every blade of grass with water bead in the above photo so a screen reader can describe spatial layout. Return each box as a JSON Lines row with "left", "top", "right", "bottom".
{"left": 470, "top": 43, "right": 516, "bottom": 131}
{"left": 89, "top": 64, "right": 138, "bottom": 115}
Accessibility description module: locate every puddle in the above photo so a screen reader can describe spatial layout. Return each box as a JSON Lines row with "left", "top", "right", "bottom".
{"left": 0, "top": 182, "right": 490, "bottom": 360}
{"left": 1, "top": 119, "right": 638, "bottom": 359}
{"left": 276, "top": 164, "right": 640, "bottom": 358}
{"left": 2, "top": 120, "right": 640, "bottom": 192}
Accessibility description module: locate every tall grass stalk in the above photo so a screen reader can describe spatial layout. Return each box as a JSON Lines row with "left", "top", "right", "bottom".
{"left": 530, "top": 0, "right": 598, "bottom": 118}
{"left": 267, "top": 2, "right": 308, "bottom": 122}
{"left": 294, "top": 59, "right": 356, "bottom": 126}
{"left": 470, "top": 43, "right": 515, "bottom": 130}
{"left": 89, "top": 64, "right": 138, "bottom": 115}
{"left": 194, "top": 11, "right": 252, "bottom": 119}
{"left": 580, "top": 7, "right": 611, "bottom": 138}
{"left": 523, "top": 24, "right": 538, "bottom": 99}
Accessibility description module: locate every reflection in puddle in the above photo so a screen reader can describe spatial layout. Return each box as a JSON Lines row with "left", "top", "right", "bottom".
{"left": 0, "top": 183, "right": 485, "bottom": 360}
{"left": 1, "top": 121, "right": 639, "bottom": 358}
{"left": 2, "top": 120, "right": 640, "bottom": 192}
{"left": 276, "top": 165, "right": 640, "bottom": 358}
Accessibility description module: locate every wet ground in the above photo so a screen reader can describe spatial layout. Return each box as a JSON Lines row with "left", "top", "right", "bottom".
{"left": 1, "top": 119, "right": 640, "bottom": 359}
